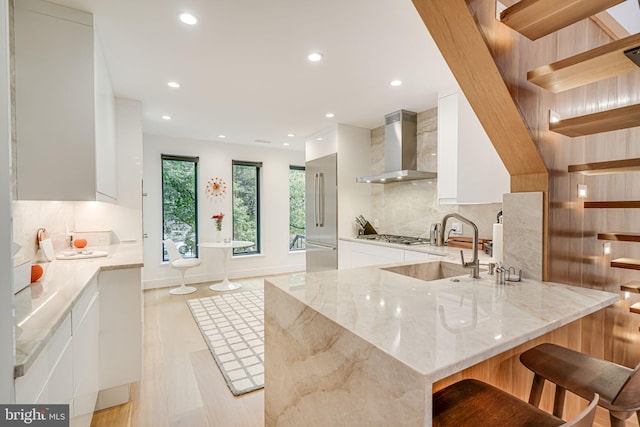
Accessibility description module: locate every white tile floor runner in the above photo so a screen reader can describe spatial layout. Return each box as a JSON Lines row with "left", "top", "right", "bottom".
{"left": 187, "top": 290, "right": 264, "bottom": 395}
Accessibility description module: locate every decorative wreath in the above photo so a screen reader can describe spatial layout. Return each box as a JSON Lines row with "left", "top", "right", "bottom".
{"left": 206, "top": 177, "right": 227, "bottom": 200}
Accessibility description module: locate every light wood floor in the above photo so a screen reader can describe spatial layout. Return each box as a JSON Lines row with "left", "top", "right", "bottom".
{"left": 90, "top": 277, "right": 266, "bottom": 427}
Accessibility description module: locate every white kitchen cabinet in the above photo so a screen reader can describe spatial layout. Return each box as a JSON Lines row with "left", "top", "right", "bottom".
{"left": 71, "top": 279, "right": 100, "bottom": 427}
{"left": 339, "top": 240, "right": 404, "bottom": 269}
{"left": 96, "top": 268, "right": 142, "bottom": 409}
{"left": 437, "top": 89, "right": 509, "bottom": 204}
{"left": 339, "top": 240, "right": 445, "bottom": 269}
{"left": 403, "top": 249, "right": 442, "bottom": 263}
{"left": 14, "top": 0, "right": 117, "bottom": 201}
{"left": 15, "top": 313, "right": 73, "bottom": 406}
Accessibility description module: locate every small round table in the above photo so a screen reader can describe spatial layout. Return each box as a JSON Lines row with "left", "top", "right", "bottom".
{"left": 199, "top": 240, "right": 254, "bottom": 291}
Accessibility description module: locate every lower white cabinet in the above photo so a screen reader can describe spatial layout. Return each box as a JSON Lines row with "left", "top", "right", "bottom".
{"left": 15, "top": 314, "right": 73, "bottom": 408}
{"left": 97, "top": 268, "right": 142, "bottom": 408}
{"left": 14, "top": 266, "right": 142, "bottom": 421}
{"left": 339, "top": 240, "right": 442, "bottom": 269}
{"left": 72, "top": 280, "right": 100, "bottom": 427}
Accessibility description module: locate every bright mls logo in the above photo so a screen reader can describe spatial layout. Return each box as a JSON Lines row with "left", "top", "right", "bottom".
{"left": 0, "top": 405, "right": 68, "bottom": 426}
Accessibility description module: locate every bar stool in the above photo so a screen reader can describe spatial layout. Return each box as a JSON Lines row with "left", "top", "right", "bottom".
{"left": 520, "top": 343, "right": 640, "bottom": 427}
{"left": 433, "top": 378, "right": 598, "bottom": 426}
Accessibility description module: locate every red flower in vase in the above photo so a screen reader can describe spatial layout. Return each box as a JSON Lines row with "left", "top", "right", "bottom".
{"left": 211, "top": 213, "right": 225, "bottom": 231}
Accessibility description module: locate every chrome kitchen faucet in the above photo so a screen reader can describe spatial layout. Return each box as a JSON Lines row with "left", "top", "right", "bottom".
{"left": 440, "top": 213, "right": 481, "bottom": 279}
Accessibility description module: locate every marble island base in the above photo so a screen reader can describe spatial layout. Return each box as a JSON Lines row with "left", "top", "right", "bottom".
{"left": 264, "top": 261, "right": 618, "bottom": 426}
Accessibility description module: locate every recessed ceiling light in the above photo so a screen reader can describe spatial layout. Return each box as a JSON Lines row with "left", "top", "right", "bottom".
{"left": 390, "top": 79, "right": 403, "bottom": 86}
{"left": 325, "top": 112, "right": 335, "bottom": 118}
{"left": 283, "top": 142, "right": 290, "bottom": 146}
{"left": 307, "top": 52, "right": 323, "bottom": 62}
{"left": 316, "top": 137, "right": 323, "bottom": 141}
{"left": 287, "top": 133, "right": 295, "bottom": 137}
{"left": 162, "top": 115, "right": 171, "bottom": 120}
{"left": 168, "top": 81, "right": 180, "bottom": 88}
{"left": 179, "top": 12, "right": 197, "bottom": 25}
{"left": 218, "top": 134, "right": 226, "bottom": 138}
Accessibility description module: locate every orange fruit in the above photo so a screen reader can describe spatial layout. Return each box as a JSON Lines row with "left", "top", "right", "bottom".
{"left": 73, "top": 238, "right": 88, "bottom": 248}
{"left": 31, "top": 264, "right": 43, "bottom": 282}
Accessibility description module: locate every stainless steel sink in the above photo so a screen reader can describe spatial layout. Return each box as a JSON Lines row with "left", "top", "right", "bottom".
{"left": 382, "top": 261, "right": 470, "bottom": 281}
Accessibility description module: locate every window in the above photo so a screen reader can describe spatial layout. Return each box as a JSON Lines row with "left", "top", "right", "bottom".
{"left": 161, "top": 155, "right": 198, "bottom": 261}
{"left": 289, "top": 166, "right": 305, "bottom": 250}
{"left": 232, "top": 161, "right": 261, "bottom": 255}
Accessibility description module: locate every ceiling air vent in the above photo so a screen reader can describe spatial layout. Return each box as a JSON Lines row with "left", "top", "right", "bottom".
{"left": 254, "top": 139, "right": 272, "bottom": 144}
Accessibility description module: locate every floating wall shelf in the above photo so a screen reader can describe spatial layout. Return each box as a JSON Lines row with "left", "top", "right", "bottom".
{"left": 528, "top": 33, "right": 640, "bottom": 92}
{"left": 568, "top": 158, "right": 640, "bottom": 175}
{"left": 584, "top": 201, "right": 640, "bottom": 209}
{"left": 550, "top": 104, "right": 640, "bottom": 137}
{"left": 611, "top": 257, "right": 640, "bottom": 270}
{"left": 499, "top": 0, "right": 625, "bottom": 41}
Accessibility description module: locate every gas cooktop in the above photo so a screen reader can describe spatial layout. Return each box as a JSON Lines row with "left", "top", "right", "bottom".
{"left": 356, "top": 234, "right": 430, "bottom": 245}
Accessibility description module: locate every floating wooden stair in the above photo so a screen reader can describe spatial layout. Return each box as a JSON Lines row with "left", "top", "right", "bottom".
{"left": 611, "top": 258, "right": 640, "bottom": 270}
{"left": 585, "top": 201, "right": 640, "bottom": 209}
{"left": 568, "top": 158, "right": 640, "bottom": 175}
{"left": 499, "top": 0, "right": 625, "bottom": 41}
{"left": 598, "top": 233, "right": 640, "bottom": 242}
{"left": 630, "top": 302, "right": 640, "bottom": 314}
{"left": 528, "top": 33, "right": 640, "bottom": 92}
{"left": 621, "top": 282, "right": 640, "bottom": 293}
{"left": 550, "top": 104, "right": 640, "bottom": 137}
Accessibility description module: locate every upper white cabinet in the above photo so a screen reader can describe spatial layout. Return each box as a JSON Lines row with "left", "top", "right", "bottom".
{"left": 306, "top": 124, "right": 371, "bottom": 239}
{"left": 14, "top": 0, "right": 117, "bottom": 201}
{"left": 437, "top": 89, "right": 509, "bottom": 204}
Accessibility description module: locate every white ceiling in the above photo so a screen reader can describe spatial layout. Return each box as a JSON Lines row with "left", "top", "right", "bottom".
{"left": 46, "top": 0, "right": 458, "bottom": 151}
{"left": 43, "top": 0, "right": 639, "bottom": 152}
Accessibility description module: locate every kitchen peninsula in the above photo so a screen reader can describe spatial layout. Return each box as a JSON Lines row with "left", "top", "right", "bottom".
{"left": 264, "top": 260, "right": 618, "bottom": 426}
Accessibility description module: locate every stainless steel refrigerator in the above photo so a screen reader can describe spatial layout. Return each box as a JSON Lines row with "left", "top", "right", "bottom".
{"left": 305, "top": 153, "right": 338, "bottom": 272}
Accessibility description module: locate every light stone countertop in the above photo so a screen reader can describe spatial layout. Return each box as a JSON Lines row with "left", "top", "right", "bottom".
{"left": 265, "top": 261, "right": 619, "bottom": 382}
{"left": 14, "top": 242, "right": 143, "bottom": 378}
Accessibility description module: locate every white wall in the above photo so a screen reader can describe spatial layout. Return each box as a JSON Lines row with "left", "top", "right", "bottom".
{"left": 143, "top": 134, "right": 306, "bottom": 289}
{"left": 1, "top": 0, "right": 15, "bottom": 403}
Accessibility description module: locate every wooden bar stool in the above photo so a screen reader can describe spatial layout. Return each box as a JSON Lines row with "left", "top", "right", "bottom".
{"left": 520, "top": 343, "right": 640, "bottom": 427}
{"left": 433, "top": 378, "right": 599, "bottom": 427}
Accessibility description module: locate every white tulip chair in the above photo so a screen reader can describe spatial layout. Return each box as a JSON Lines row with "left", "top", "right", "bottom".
{"left": 163, "top": 239, "right": 201, "bottom": 295}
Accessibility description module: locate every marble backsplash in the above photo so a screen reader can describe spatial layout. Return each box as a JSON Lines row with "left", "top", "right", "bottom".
{"left": 369, "top": 107, "right": 502, "bottom": 239}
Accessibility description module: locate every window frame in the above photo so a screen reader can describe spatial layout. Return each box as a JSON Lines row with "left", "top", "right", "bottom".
{"left": 232, "top": 160, "right": 262, "bottom": 256}
{"left": 161, "top": 154, "right": 199, "bottom": 262}
{"left": 288, "top": 165, "right": 306, "bottom": 251}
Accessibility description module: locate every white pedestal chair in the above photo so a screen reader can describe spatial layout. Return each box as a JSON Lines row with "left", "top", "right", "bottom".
{"left": 163, "top": 239, "right": 201, "bottom": 295}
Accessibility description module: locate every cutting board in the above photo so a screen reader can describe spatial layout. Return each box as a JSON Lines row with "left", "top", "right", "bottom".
{"left": 56, "top": 250, "right": 108, "bottom": 260}
{"left": 447, "top": 236, "right": 491, "bottom": 250}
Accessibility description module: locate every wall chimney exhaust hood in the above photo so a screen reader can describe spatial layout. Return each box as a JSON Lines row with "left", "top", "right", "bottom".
{"left": 356, "top": 110, "right": 437, "bottom": 184}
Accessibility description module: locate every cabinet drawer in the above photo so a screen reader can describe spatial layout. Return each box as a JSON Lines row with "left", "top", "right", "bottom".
{"left": 72, "top": 277, "right": 98, "bottom": 332}
{"left": 15, "top": 313, "right": 72, "bottom": 403}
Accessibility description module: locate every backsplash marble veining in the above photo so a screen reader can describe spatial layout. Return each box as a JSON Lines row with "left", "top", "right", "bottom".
{"left": 369, "top": 107, "right": 502, "bottom": 239}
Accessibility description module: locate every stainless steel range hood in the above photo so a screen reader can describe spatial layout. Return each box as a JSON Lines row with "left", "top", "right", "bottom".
{"left": 356, "top": 110, "right": 437, "bottom": 184}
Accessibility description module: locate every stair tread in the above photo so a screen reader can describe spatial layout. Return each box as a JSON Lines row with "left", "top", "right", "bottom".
{"left": 528, "top": 33, "right": 640, "bottom": 92}
{"left": 621, "top": 282, "right": 640, "bottom": 293}
{"left": 630, "top": 302, "right": 640, "bottom": 314}
{"left": 597, "top": 232, "right": 640, "bottom": 242}
{"left": 584, "top": 201, "right": 640, "bottom": 209}
{"left": 569, "top": 158, "right": 640, "bottom": 175}
{"left": 499, "top": 0, "right": 625, "bottom": 41}
{"left": 611, "top": 258, "right": 640, "bottom": 270}
{"left": 550, "top": 104, "right": 640, "bottom": 137}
